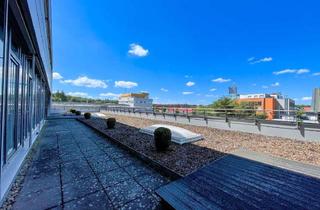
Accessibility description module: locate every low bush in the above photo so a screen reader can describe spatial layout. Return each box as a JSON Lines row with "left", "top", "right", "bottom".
{"left": 70, "top": 109, "right": 76, "bottom": 113}
{"left": 154, "top": 127, "right": 171, "bottom": 151}
{"left": 84, "top": 112, "right": 91, "bottom": 119}
{"left": 255, "top": 112, "right": 267, "bottom": 120}
{"left": 75, "top": 111, "right": 81, "bottom": 115}
{"left": 106, "top": 118, "right": 116, "bottom": 129}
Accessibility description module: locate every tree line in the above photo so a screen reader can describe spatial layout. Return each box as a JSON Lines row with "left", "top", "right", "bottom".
{"left": 52, "top": 91, "right": 118, "bottom": 104}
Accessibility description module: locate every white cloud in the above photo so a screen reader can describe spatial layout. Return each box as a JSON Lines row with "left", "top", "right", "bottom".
{"left": 140, "top": 90, "right": 149, "bottom": 93}
{"left": 313, "top": 72, "right": 320, "bottom": 76}
{"left": 182, "top": 91, "right": 193, "bottom": 95}
{"left": 186, "top": 81, "right": 195, "bottom": 87}
{"left": 128, "top": 43, "right": 149, "bottom": 57}
{"left": 67, "top": 92, "right": 89, "bottom": 97}
{"left": 160, "top": 88, "right": 168, "bottom": 92}
{"left": 271, "top": 82, "right": 280, "bottom": 87}
{"left": 247, "top": 57, "right": 255, "bottom": 62}
{"left": 296, "top": 69, "right": 310, "bottom": 74}
{"left": 273, "top": 68, "right": 310, "bottom": 75}
{"left": 53, "top": 72, "right": 63, "bottom": 80}
{"left": 62, "top": 76, "right": 108, "bottom": 88}
{"left": 99, "top": 92, "right": 120, "bottom": 99}
{"left": 184, "top": 75, "right": 192, "bottom": 78}
{"left": 301, "top": 96, "right": 312, "bottom": 101}
{"left": 249, "top": 57, "right": 273, "bottom": 64}
{"left": 114, "top": 81, "right": 138, "bottom": 88}
{"left": 212, "top": 78, "right": 231, "bottom": 83}
{"left": 205, "top": 94, "right": 216, "bottom": 97}
{"left": 262, "top": 85, "right": 269, "bottom": 89}
{"left": 209, "top": 88, "right": 217, "bottom": 92}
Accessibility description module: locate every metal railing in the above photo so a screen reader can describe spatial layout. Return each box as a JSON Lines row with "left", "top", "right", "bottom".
{"left": 50, "top": 102, "right": 102, "bottom": 113}
{"left": 101, "top": 105, "right": 320, "bottom": 125}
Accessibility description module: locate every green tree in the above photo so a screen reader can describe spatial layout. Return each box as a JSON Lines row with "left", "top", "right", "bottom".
{"left": 210, "top": 97, "right": 236, "bottom": 109}
{"left": 52, "top": 91, "right": 118, "bottom": 104}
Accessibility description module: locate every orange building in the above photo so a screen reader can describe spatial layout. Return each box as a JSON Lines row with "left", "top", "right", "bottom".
{"left": 236, "top": 97, "right": 277, "bottom": 120}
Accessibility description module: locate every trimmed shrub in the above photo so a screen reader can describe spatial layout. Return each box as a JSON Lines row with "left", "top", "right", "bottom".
{"left": 70, "top": 109, "right": 76, "bottom": 113}
{"left": 106, "top": 118, "right": 116, "bottom": 129}
{"left": 255, "top": 112, "right": 267, "bottom": 120}
{"left": 154, "top": 127, "right": 171, "bottom": 151}
{"left": 75, "top": 111, "right": 81, "bottom": 115}
{"left": 84, "top": 112, "right": 91, "bottom": 119}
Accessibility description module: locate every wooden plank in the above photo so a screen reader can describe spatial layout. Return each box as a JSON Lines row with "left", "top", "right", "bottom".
{"left": 156, "top": 153, "right": 320, "bottom": 210}
{"left": 233, "top": 149, "right": 320, "bottom": 179}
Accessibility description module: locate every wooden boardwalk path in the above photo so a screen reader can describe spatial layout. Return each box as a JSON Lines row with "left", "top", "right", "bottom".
{"left": 156, "top": 151, "right": 320, "bottom": 210}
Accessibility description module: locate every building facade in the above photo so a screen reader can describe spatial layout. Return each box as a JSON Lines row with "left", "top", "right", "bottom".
{"left": 0, "top": 0, "right": 52, "bottom": 201}
{"left": 237, "top": 93, "right": 295, "bottom": 120}
{"left": 118, "top": 93, "right": 153, "bottom": 108}
{"left": 312, "top": 88, "right": 320, "bottom": 112}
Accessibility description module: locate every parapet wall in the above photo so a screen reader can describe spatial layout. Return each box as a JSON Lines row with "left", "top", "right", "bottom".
{"left": 101, "top": 110, "right": 320, "bottom": 143}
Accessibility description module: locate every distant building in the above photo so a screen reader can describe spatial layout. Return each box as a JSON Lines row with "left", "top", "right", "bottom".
{"left": 228, "top": 85, "right": 238, "bottom": 99}
{"left": 118, "top": 93, "right": 153, "bottom": 108}
{"left": 270, "top": 93, "right": 295, "bottom": 111}
{"left": 237, "top": 93, "right": 295, "bottom": 120}
{"left": 237, "top": 95, "right": 276, "bottom": 120}
{"left": 302, "top": 106, "right": 312, "bottom": 112}
{"left": 239, "top": 93, "right": 269, "bottom": 99}
{"left": 312, "top": 88, "right": 320, "bottom": 112}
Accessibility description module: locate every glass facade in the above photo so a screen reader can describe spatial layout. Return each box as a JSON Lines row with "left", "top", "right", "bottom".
{"left": 0, "top": 0, "right": 52, "bottom": 200}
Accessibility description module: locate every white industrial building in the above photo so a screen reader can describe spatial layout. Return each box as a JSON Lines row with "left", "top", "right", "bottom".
{"left": 118, "top": 93, "right": 153, "bottom": 108}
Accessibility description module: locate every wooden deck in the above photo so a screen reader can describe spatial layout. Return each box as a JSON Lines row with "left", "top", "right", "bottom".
{"left": 156, "top": 151, "right": 320, "bottom": 210}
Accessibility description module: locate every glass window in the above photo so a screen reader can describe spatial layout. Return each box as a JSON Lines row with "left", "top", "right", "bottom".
{"left": 6, "top": 57, "right": 19, "bottom": 157}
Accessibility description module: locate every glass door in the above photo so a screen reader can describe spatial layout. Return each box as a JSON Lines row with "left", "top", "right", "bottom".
{"left": 27, "top": 75, "right": 32, "bottom": 146}
{"left": 6, "top": 57, "right": 19, "bottom": 157}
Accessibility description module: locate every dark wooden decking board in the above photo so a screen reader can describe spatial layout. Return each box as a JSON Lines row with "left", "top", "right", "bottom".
{"left": 156, "top": 153, "right": 320, "bottom": 210}
{"left": 233, "top": 149, "right": 320, "bottom": 179}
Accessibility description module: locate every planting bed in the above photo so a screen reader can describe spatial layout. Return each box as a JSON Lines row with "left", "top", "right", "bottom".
{"left": 79, "top": 113, "right": 320, "bottom": 176}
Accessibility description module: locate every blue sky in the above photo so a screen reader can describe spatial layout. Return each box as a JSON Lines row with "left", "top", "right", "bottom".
{"left": 52, "top": 0, "right": 320, "bottom": 105}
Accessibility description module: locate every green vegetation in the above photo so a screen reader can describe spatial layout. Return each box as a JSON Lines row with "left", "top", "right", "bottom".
{"left": 296, "top": 109, "right": 305, "bottom": 120}
{"left": 84, "top": 112, "right": 91, "bottom": 119}
{"left": 255, "top": 112, "right": 268, "bottom": 120}
{"left": 154, "top": 127, "right": 171, "bottom": 151}
{"left": 52, "top": 91, "right": 118, "bottom": 104}
{"left": 201, "top": 97, "right": 258, "bottom": 118}
{"left": 69, "top": 109, "right": 76, "bottom": 113}
{"left": 209, "top": 97, "right": 237, "bottom": 109}
{"left": 106, "top": 118, "right": 116, "bottom": 129}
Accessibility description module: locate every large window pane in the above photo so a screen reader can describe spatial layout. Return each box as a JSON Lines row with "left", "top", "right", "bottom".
{"left": 6, "top": 58, "right": 19, "bottom": 156}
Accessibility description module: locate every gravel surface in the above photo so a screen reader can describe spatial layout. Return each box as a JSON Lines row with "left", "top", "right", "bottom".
{"left": 80, "top": 113, "right": 320, "bottom": 176}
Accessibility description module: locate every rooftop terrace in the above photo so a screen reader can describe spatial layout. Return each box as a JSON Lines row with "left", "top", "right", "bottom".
{"left": 2, "top": 111, "right": 320, "bottom": 210}
{"left": 2, "top": 118, "right": 169, "bottom": 209}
